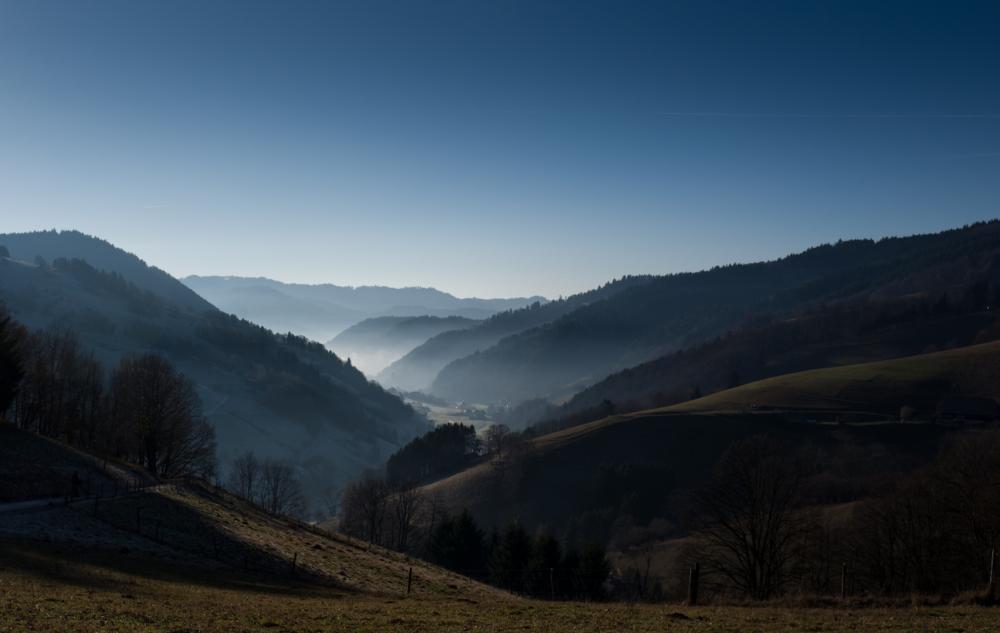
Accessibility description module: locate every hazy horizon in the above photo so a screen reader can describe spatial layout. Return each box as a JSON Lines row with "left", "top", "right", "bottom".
{"left": 5, "top": 219, "right": 1000, "bottom": 300}
{"left": 3, "top": 1, "right": 999, "bottom": 298}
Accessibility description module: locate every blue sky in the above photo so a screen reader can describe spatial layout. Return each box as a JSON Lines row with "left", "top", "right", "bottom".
{"left": 1, "top": 1, "right": 999, "bottom": 298}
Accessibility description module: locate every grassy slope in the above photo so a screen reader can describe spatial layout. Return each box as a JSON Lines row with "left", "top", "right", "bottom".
{"left": 0, "top": 423, "right": 152, "bottom": 502}
{"left": 669, "top": 339, "right": 1000, "bottom": 415}
{"left": 0, "top": 424, "right": 494, "bottom": 599}
{"left": 78, "top": 480, "right": 499, "bottom": 597}
{"left": 421, "top": 342, "right": 1000, "bottom": 532}
{"left": 422, "top": 409, "right": 951, "bottom": 534}
{"left": 2, "top": 540, "right": 997, "bottom": 632}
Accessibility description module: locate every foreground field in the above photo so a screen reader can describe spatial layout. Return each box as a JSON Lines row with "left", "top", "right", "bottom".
{"left": 1, "top": 541, "right": 997, "bottom": 633}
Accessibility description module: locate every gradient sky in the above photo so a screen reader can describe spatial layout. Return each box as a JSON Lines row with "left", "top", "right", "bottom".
{"left": 1, "top": 1, "right": 999, "bottom": 298}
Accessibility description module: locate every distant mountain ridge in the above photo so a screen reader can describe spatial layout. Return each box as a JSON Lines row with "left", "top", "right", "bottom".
{"left": 0, "top": 231, "right": 429, "bottom": 510}
{"left": 183, "top": 275, "right": 544, "bottom": 344}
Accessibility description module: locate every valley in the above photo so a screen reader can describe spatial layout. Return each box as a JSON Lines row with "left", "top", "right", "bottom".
{"left": 5, "top": 2, "right": 1000, "bottom": 629}
{"left": 4, "top": 224, "right": 1000, "bottom": 630}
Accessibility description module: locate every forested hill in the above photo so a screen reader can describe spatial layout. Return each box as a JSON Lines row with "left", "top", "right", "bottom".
{"left": 430, "top": 220, "right": 1000, "bottom": 405}
{"left": 376, "top": 276, "right": 657, "bottom": 392}
{"left": 534, "top": 285, "right": 1000, "bottom": 434}
{"left": 0, "top": 232, "right": 428, "bottom": 510}
{"left": 0, "top": 230, "right": 213, "bottom": 313}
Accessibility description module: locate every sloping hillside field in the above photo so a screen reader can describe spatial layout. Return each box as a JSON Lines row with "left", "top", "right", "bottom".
{"left": 671, "top": 339, "right": 1000, "bottom": 416}
{"left": 2, "top": 541, "right": 997, "bottom": 632}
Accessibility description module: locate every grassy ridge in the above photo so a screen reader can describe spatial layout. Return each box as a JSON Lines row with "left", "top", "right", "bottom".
{"left": 670, "top": 340, "right": 1000, "bottom": 415}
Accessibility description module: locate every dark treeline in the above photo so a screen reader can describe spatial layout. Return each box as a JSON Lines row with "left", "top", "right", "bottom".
{"left": 338, "top": 468, "right": 611, "bottom": 600}
{"left": 429, "top": 513, "right": 611, "bottom": 600}
{"left": 385, "top": 422, "right": 480, "bottom": 485}
{"left": 686, "top": 433, "right": 1000, "bottom": 602}
{"left": 0, "top": 307, "right": 217, "bottom": 479}
{"left": 374, "top": 416, "right": 1000, "bottom": 602}
{"left": 385, "top": 421, "right": 525, "bottom": 486}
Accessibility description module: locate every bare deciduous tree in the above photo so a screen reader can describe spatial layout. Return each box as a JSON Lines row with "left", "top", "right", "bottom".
{"left": 387, "top": 482, "right": 424, "bottom": 552}
{"left": 9, "top": 330, "right": 104, "bottom": 447}
{"left": 258, "top": 459, "right": 305, "bottom": 516}
{"left": 227, "top": 451, "right": 261, "bottom": 503}
{"left": 109, "top": 354, "right": 216, "bottom": 478}
{"left": 484, "top": 424, "right": 512, "bottom": 460}
{"left": 0, "top": 311, "right": 25, "bottom": 413}
{"left": 692, "top": 435, "right": 812, "bottom": 601}
{"left": 340, "top": 473, "right": 390, "bottom": 545}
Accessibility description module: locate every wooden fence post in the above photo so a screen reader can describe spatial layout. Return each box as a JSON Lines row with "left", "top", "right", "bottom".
{"left": 549, "top": 567, "right": 555, "bottom": 600}
{"left": 988, "top": 547, "right": 997, "bottom": 601}
{"left": 407, "top": 567, "right": 413, "bottom": 595}
{"left": 292, "top": 553, "right": 298, "bottom": 577}
{"left": 687, "top": 563, "right": 700, "bottom": 606}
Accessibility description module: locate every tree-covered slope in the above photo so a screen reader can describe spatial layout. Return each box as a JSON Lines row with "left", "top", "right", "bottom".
{"left": 0, "top": 233, "right": 428, "bottom": 510}
{"left": 430, "top": 220, "right": 1000, "bottom": 405}
{"left": 1, "top": 230, "right": 213, "bottom": 313}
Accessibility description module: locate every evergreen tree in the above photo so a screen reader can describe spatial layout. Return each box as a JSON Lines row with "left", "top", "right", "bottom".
{"left": 0, "top": 313, "right": 24, "bottom": 413}
{"left": 427, "top": 510, "right": 488, "bottom": 579}
{"left": 526, "top": 530, "right": 562, "bottom": 598}
{"left": 560, "top": 548, "right": 581, "bottom": 598}
{"left": 578, "top": 542, "right": 611, "bottom": 600}
{"left": 490, "top": 521, "right": 533, "bottom": 593}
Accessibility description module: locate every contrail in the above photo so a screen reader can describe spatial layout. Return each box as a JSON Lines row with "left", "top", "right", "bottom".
{"left": 657, "top": 111, "right": 1000, "bottom": 119}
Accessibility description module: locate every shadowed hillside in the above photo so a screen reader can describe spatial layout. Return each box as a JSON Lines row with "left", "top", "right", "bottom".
{"left": 0, "top": 422, "right": 153, "bottom": 502}
{"left": 422, "top": 410, "right": 957, "bottom": 546}
{"left": 420, "top": 339, "right": 1000, "bottom": 544}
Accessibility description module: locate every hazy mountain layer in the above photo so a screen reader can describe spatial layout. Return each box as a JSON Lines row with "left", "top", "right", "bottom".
{"left": 327, "top": 315, "right": 478, "bottom": 375}
{"left": 377, "top": 277, "right": 657, "bottom": 393}
{"left": 184, "top": 275, "right": 544, "bottom": 343}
